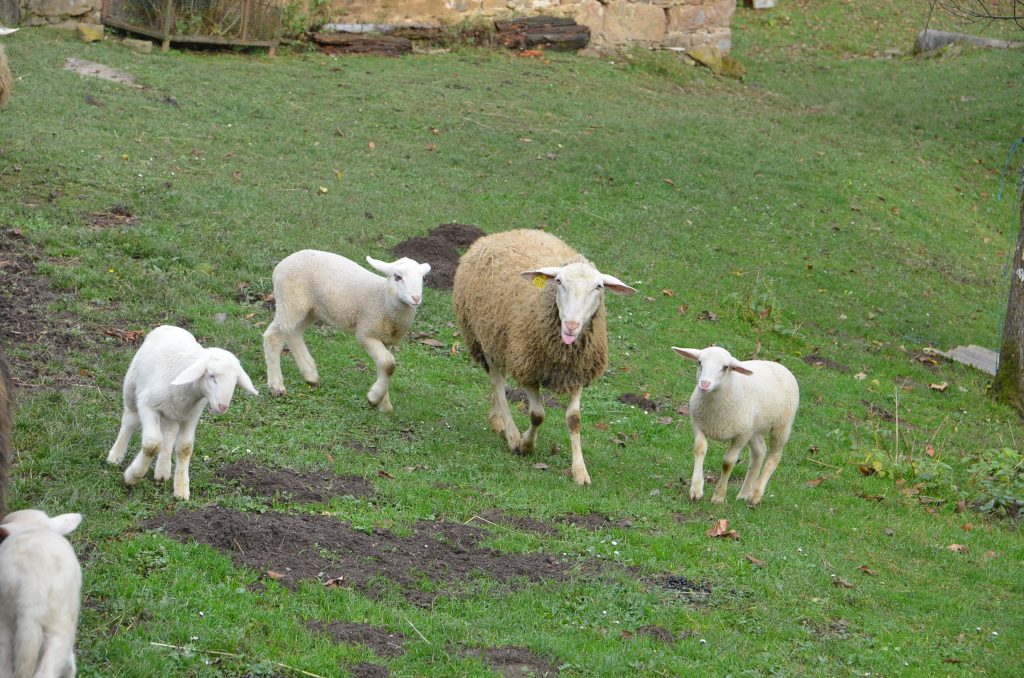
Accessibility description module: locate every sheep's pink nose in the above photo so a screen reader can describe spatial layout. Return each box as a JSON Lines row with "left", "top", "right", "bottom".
{"left": 411, "top": 294, "right": 421, "bottom": 305}
{"left": 699, "top": 380, "right": 712, "bottom": 391}
{"left": 215, "top": 403, "right": 228, "bottom": 413}
{"left": 565, "top": 321, "right": 580, "bottom": 334}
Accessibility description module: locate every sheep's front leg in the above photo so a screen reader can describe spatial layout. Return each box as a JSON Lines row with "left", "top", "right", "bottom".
{"left": 263, "top": 322, "right": 289, "bottom": 397}
{"left": 737, "top": 434, "right": 767, "bottom": 503}
{"left": 749, "top": 427, "right": 790, "bottom": 507}
{"left": 690, "top": 428, "right": 708, "bottom": 501}
{"left": 487, "top": 364, "right": 521, "bottom": 453}
{"left": 361, "top": 336, "right": 395, "bottom": 413}
{"left": 519, "top": 384, "right": 546, "bottom": 455}
{"left": 123, "top": 408, "right": 163, "bottom": 487}
{"left": 566, "top": 388, "right": 590, "bottom": 485}
{"left": 711, "top": 434, "right": 752, "bottom": 505}
{"left": 107, "top": 407, "right": 140, "bottom": 465}
{"left": 172, "top": 405, "right": 203, "bottom": 501}
{"left": 152, "top": 419, "right": 180, "bottom": 482}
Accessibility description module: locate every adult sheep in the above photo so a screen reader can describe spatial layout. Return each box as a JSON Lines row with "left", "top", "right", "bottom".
{"left": 453, "top": 229, "right": 636, "bottom": 485}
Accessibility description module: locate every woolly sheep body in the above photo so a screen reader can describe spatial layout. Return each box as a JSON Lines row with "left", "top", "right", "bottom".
{"left": 0, "top": 45, "right": 11, "bottom": 110}
{"left": 106, "top": 325, "right": 258, "bottom": 500}
{"left": 453, "top": 229, "right": 635, "bottom": 485}
{"left": 673, "top": 345, "right": 799, "bottom": 507}
{"left": 263, "top": 250, "right": 430, "bottom": 412}
{"left": 0, "top": 510, "right": 82, "bottom": 678}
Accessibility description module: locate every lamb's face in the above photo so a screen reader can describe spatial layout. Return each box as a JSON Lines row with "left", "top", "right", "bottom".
{"left": 197, "top": 350, "right": 258, "bottom": 414}
{"left": 0, "top": 509, "right": 81, "bottom": 538}
{"left": 672, "top": 346, "right": 753, "bottom": 394}
{"left": 368, "top": 256, "right": 432, "bottom": 307}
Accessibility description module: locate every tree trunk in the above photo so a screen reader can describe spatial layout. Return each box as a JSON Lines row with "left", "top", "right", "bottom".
{"left": 993, "top": 189, "right": 1024, "bottom": 415}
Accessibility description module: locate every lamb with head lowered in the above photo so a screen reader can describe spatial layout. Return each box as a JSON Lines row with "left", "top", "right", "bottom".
{"left": 263, "top": 250, "right": 431, "bottom": 412}
{"left": 107, "top": 325, "right": 259, "bottom": 500}
{"left": 673, "top": 345, "right": 799, "bottom": 507}
{"left": 0, "top": 509, "right": 82, "bottom": 678}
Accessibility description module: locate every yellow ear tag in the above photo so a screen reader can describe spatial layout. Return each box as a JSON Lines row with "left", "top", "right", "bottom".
{"left": 532, "top": 275, "right": 548, "bottom": 289}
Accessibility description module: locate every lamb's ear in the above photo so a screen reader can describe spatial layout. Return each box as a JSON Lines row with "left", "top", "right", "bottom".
{"left": 601, "top": 273, "right": 636, "bottom": 296}
{"left": 236, "top": 366, "right": 259, "bottom": 396}
{"left": 366, "top": 256, "right": 391, "bottom": 275}
{"left": 171, "top": 357, "right": 208, "bottom": 386}
{"left": 49, "top": 513, "right": 82, "bottom": 536}
{"left": 730, "top": 361, "right": 754, "bottom": 376}
{"left": 520, "top": 267, "right": 561, "bottom": 285}
{"left": 672, "top": 347, "right": 701, "bottom": 362}
{"left": 419, "top": 262, "right": 432, "bottom": 276}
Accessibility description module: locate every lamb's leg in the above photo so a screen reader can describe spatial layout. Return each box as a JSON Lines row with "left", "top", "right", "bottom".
{"left": 566, "top": 388, "right": 590, "bottom": 485}
{"left": 487, "top": 363, "right": 521, "bottom": 453}
{"left": 32, "top": 631, "right": 75, "bottom": 678}
{"left": 361, "top": 336, "right": 395, "bottom": 413}
{"left": 263, "top": 321, "right": 289, "bottom": 397}
{"left": 519, "top": 384, "right": 545, "bottom": 455}
{"left": 123, "top": 408, "right": 162, "bottom": 487}
{"left": 288, "top": 312, "right": 319, "bottom": 387}
{"left": 748, "top": 427, "right": 790, "bottom": 507}
{"left": 689, "top": 428, "right": 708, "bottom": 501}
{"left": 0, "top": 621, "right": 11, "bottom": 678}
{"left": 737, "top": 433, "right": 767, "bottom": 502}
{"left": 711, "top": 433, "right": 752, "bottom": 505}
{"left": 106, "top": 407, "right": 140, "bottom": 465}
{"left": 172, "top": 405, "right": 203, "bottom": 501}
{"left": 152, "top": 418, "right": 179, "bottom": 482}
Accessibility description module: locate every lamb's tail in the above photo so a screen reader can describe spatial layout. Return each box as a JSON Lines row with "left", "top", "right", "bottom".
{"left": 0, "top": 353, "right": 11, "bottom": 515}
{"left": 0, "top": 45, "right": 11, "bottom": 110}
{"left": 12, "top": 619, "right": 43, "bottom": 678}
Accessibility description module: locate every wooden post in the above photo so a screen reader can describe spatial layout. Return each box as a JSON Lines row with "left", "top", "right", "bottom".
{"left": 161, "top": 0, "right": 175, "bottom": 51}
{"left": 993, "top": 187, "right": 1024, "bottom": 416}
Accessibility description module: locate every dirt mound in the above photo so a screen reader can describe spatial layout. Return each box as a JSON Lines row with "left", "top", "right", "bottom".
{"left": 308, "top": 621, "right": 405, "bottom": 658}
{"left": 465, "top": 646, "right": 559, "bottom": 677}
{"left": 149, "top": 507, "right": 573, "bottom": 605}
{"left": 473, "top": 509, "right": 559, "bottom": 536}
{"left": 218, "top": 461, "right": 374, "bottom": 503}
{"left": 350, "top": 663, "right": 388, "bottom": 678}
{"left": 616, "top": 393, "right": 665, "bottom": 413}
{"left": 392, "top": 223, "right": 485, "bottom": 291}
{"left": 556, "top": 513, "right": 634, "bottom": 530}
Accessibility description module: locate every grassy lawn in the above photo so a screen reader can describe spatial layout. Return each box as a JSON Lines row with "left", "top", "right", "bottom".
{"left": 1, "top": 2, "right": 1022, "bottom": 675}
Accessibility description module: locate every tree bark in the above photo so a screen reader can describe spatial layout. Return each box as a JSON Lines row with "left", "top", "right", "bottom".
{"left": 993, "top": 189, "right": 1024, "bottom": 415}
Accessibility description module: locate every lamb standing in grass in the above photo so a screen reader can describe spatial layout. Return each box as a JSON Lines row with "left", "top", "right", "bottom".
{"left": 673, "top": 345, "right": 799, "bottom": 507}
{"left": 0, "top": 509, "right": 82, "bottom": 678}
{"left": 453, "top": 229, "right": 636, "bottom": 485}
{"left": 263, "top": 251, "right": 431, "bottom": 413}
{"left": 107, "top": 325, "right": 259, "bottom": 501}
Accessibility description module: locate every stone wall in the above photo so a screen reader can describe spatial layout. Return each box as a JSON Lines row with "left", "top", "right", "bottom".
{"left": 18, "top": 0, "right": 101, "bottom": 28}
{"left": 328, "top": 0, "right": 736, "bottom": 52}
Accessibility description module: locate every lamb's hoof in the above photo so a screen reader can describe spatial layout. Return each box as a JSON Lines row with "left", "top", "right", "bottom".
{"left": 572, "top": 469, "right": 592, "bottom": 486}
{"left": 122, "top": 473, "right": 140, "bottom": 488}
{"left": 367, "top": 397, "right": 393, "bottom": 413}
{"left": 269, "top": 386, "right": 287, "bottom": 397}
{"left": 747, "top": 492, "right": 763, "bottom": 507}
{"left": 153, "top": 469, "right": 171, "bottom": 482}
{"left": 689, "top": 490, "right": 703, "bottom": 502}
{"left": 173, "top": 491, "right": 190, "bottom": 501}
{"left": 710, "top": 495, "right": 726, "bottom": 506}
{"left": 305, "top": 380, "right": 320, "bottom": 388}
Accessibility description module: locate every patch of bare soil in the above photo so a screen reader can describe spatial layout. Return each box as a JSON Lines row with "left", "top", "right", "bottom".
{"left": 392, "top": 223, "right": 485, "bottom": 291}
{"left": 350, "top": 663, "right": 388, "bottom": 678}
{"left": 218, "top": 461, "right": 374, "bottom": 503}
{"left": 804, "top": 617, "right": 852, "bottom": 639}
{"left": 148, "top": 507, "right": 574, "bottom": 606}
{"left": 308, "top": 621, "right": 405, "bottom": 658}
{"left": 506, "top": 387, "right": 562, "bottom": 410}
{"left": 0, "top": 230, "right": 91, "bottom": 387}
{"left": 473, "top": 509, "right": 559, "bottom": 536}
{"left": 465, "top": 646, "right": 559, "bottom": 677}
{"left": 802, "top": 351, "right": 851, "bottom": 373}
{"left": 556, "top": 513, "right": 634, "bottom": 530}
{"left": 634, "top": 625, "right": 679, "bottom": 643}
{"left": 650, "top": 575, "right": 713, "bottom": 604}
{"left": 617, "top": 393, "right": 665, "bottom": 412}
{"left": 84, "top": 205, "right": 138, "bottom": 229}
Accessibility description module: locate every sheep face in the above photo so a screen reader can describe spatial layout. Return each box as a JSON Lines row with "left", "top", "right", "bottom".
{"left": 367, "top": 256, "right": 432, "bottom": 308}
{"left": 521, "top": 263, "right": 635, "bottom": 346}
{"left": 0, "top": 509, "right": 82, "bottom": 539}
{"left": 171, "top": 349, "right": 258, "bottom": 414}
{"left": 672, "top": 346, "right": 754, "bottom": 393}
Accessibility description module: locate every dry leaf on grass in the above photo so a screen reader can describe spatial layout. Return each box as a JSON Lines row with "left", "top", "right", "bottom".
{"left": 857, "top": 565, "right": 877, "bottom": 576}
{"left": 832, "top": 576, "right": 855, "bottom": 589}
{"left": 745, "top": 554, "right": 766, "bottom": 568}
{"left": 707, "top": 519, "right": 740, "bottom": 540}
{"left": 946, "top": 543, "right": 969, "bottom": 554}
{"left": 930, "top": 382, "right": 949, "bottom": 392}
{"left": 266, "top": 570, "right": 285, "bottom": 580}
{"left": 806, "top": 476, "right": 825, "bottom": 488}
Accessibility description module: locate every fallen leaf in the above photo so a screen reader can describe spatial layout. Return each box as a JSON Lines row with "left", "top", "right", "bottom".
{"left": 657, "top": 416, "right": 673, "bottom": 425}
{"left": 806, "top": 476, "right": 825, "bottom": 488}
{"left": 266, "top": 570, "right": 285, "bottom": 580}
{"left": 663, "top": 178, "right": 675, "bottom": 186}
{"left": 857, "top": 565, "right": 877, "bottom": 576}
{"left": 368, "top": 141, "right": 376, "bottom": 150}
{"left": 674, "top": 403, "right": 690, "bottom": 416}
{"left": 857, "top": 465, "right": 876, "bottom": 477}
{"left": 961, "top": 522, "right": 974, "bottom": 532}
{"left": 677, "top": 304, "right": 688, "bottom": 315}
{"left": 854, "top": 371, "right": 867, "bottom": 380}
{"left": 955, "top": 499, "right": 968, "bottom": 513}
{"left": 430, "top": 127, "right": 440, "bottom": 135}
{"left": 661, "top": 288, "right": 675, "bottom": 297}
{"left": 946, "top": 543, "right": 969, "bottom": 554}
{"left": 925, "top": 443, "right": 936, "bottom": 457}
{"left": 832, "top": 577, "right": 855, "bottom": 589}
{"left": 425, "top": 143, "right": 438, "bottom": 152}
{"left": 706, "top": 519, "right": 740, "bottom": 540}
{"left": 377, "top": 470, "right": 395, "bottom": 480}
{"left": 317, "top": 186, "right": 328, "bottom": 194}
{"left": 745, "top": 554, "right": 766, "bottom": 568}
{"left": 956, "top": 632, "right": 965, "bottom": 643}
{"left": 103, "top": 328, "right": 144, "bottom": 343}
{"left": 417, "top": 337, "right": 444, "bottom": 348}
{"left": 697, "top": 310, "right": 719, "bottom": 322}
{"left": 532, "top": 462, "right": 549, "bottom": 470}
{"left": 450, "top": 341, "right": 461, "bottom": 355}
{"left": 930, "top": 382, "right": 949, "bottom": 392}
{"left": 982, "top": 550, "right": 997, "bottom": 561}
{"left": 233, "top": 169, "right": 242, "bottom": 181}
{"left": 595, "top": 421, "right": 609, "bottom": 431}
{"left": 856, "top": 491, "right": 884, "bottom": 502}
{"left": 518, "top": 49, "right": 544, "bottom": 58}
{"left": 323, "top": 576, "right": 345, "bottom": 588}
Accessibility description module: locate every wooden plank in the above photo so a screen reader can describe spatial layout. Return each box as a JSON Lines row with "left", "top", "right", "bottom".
{"left": 310, "top": 32, "right": 412, "bottom": 55}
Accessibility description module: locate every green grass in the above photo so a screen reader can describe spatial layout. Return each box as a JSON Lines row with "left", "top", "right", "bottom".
{"left": 2, "top": 3, "right": 1023, "bottom": 675}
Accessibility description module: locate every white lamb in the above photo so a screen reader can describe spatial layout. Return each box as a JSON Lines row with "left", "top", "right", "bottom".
{"left": 107, "top": 325, "right": 259, "bottom": 501}
{"left": 263, "top": 251, "right": 431, "bottom": 413}
{"left": 0, "top": 509, "right": 82, "bottom": 678}
{"left": 673, "top": 345, "right": 799, "bottom": 507}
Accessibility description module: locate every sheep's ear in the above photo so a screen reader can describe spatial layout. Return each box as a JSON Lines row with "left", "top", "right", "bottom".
{"left": 171, "top": 357, "right": 208, "bottom": 386}
{"left": 236, "top": 366, "right": 259, "bottom": 396}
{"left": 365, "top": 256, "right": 391, "bottom": 275}
{"left": 730, "top": 361, "right": 754, "bottom": 376}
{"left": 672, "top": 347, "right": 701, "bottom": 362}
{"left": 419, "top": 262, "right": 432, "bottom": 276}
{"left": 520, "top": 267, "right": 560, "bottom": 285}
{"left": 600, "top": 273, "right": 636, "bottom": 296}
{"left": 49, "top": 513, "right": 82, "bottom": 536}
